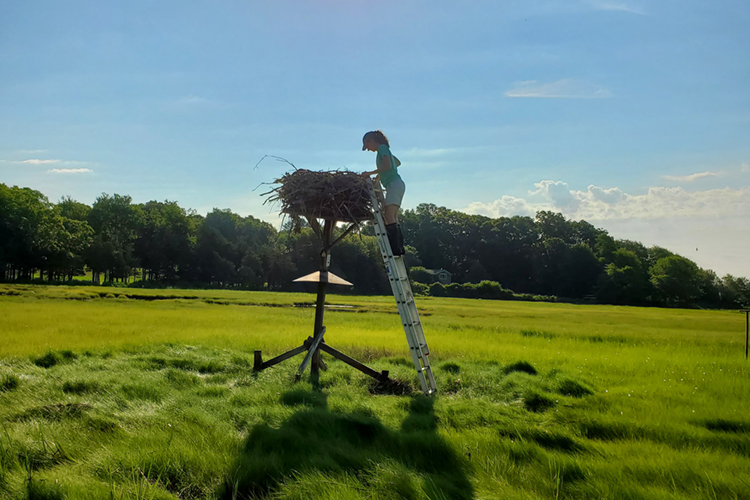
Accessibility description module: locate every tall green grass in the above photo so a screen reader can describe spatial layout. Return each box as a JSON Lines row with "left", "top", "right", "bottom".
{"left": 1, "top": 284, "right": 749, "bottom": 498}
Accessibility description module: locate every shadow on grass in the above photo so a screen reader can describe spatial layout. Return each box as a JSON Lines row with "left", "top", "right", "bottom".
{"left": 220, "top": 390, "right": 474, "bottom": 500}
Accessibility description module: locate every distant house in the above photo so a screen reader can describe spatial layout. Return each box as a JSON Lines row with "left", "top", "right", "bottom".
{"left": 427, "top": 269, "right": 452, "bottom": 285}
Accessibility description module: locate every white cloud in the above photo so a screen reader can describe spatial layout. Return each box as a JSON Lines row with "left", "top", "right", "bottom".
{"left": 587, "top": 0, "right": 647, "bottom": 15}
{"left": 575, "top": 186, "right": 750, "bottom": 220}
{"left": 48, "top": 168, "right": 93, "bottom": 174}
{"left": 465, "top": 181, "right": 750, "bottom": 221}
{"left": 1, "top": 158, "right": 96, "bottom": 166}
{"left": 465, "top": 195, "right": 537, "bottom": 218}
{"left": 662, "top": 171, "right": 719, "bottom": 182}
{"left": 20, "top": 159, "right": 62, "bottom": 165}
{"left": 529, "top": 180, "right": 580, "bottom": 209}
{"left": 505, "top": 79, "right": 612, "bottom": 99}
{"left": 742, "top": 163, "right": 750, "bottom": 173}
{"left": 587, "top": 185, "right": 625, "bottom": 204}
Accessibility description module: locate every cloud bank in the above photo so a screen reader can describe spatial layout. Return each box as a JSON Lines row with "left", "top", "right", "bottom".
{"left": 465, "top": 181, "right": 750, "bottom": 221}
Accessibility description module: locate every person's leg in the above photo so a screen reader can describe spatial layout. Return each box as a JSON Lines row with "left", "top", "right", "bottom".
{"left": 383, "top": 180, "right": 406, "bottom": 255}
{"left": 385, "top": 223, "right": 403, "bottom": 255}
{"left": 383, "top": 179, "right": 405, "bottom": 223}
{"left": 384, "top": 204, "right": 399, "bottom": 225}
{"left": 383, "top": 205, "right": 403, "bottom": 255}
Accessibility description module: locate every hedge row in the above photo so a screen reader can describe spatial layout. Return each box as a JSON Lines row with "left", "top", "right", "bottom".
{"left": 411, "top": 280, "right": 556, "bottom": 302}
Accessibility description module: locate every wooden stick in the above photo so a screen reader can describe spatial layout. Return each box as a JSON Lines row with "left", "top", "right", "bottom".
{"left": 328, "top": 222, "right": 359, "bottom": 250}
{"left": 319, "top": 343, "right": 390, "bottom": 382}
{"left": 745, "top": 310, "right": 748, "bottom": 360}
{"left": 297, "top": 328, "right": 326, "bottom": 379}
{"left": 260, "top": 341, "right": 310, "bottom": 370}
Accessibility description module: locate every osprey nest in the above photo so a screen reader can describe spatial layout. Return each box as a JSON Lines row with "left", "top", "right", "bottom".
{"left": 263, "top": 169, "right": 374, "bottom": 223}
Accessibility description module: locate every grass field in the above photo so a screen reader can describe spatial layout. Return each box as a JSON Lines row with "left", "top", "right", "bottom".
{"left": 1, "top": 284, "right": 749, "bottom": 499}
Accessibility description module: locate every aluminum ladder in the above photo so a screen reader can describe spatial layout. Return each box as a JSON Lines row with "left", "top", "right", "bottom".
{"left": 367, "top": 180, "right": 437, "bottom": 395}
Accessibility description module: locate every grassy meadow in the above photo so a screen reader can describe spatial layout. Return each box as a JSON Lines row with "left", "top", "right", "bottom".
{"left": 0, "top": 284, "right": 749, "bottom": 499}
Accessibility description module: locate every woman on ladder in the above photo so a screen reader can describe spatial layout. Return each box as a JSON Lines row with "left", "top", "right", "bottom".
{"left": 361, "top": 130, "right": 405, "bottom": 255}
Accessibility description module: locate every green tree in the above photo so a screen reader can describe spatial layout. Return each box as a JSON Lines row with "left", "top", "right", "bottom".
{"left": 570, "top": 219, "right": 605, "bottom": 249}
{"left": 477, "top": 216, "right": 537, "bottom": 292}
{"left": 57, "top": 196, "right": 91, "bottom": 222}
{"left": 326, "top": 232, "right": 388, "bottom": 295}
{"left": 86, "top": 193, "right": 142, "bottom": 283}
{"left": 650, "top": 255, "right": 702, "bottom": 306}
{"left": 560, "top": 243, "right": 603, "bottom": 298}
{"left": 135, "top": 200, "right": 194, "bottom": 282}
{"left": 0, "top": 184, "right": 62, "bottom": 281}
{"left": 617, "top": 239, "right": 649, "bottom": 266}
{"left": 647, "top": 246, "right": 674, "bottom": 269}
{"left": 597, "top": 248, "right": 651, "bottom": 304}
{"left": 536, "top": 239, "right": 602, "bottom": 298}
{"left": 47, "top": 197, "right": 94, "bottom": 281}
{"left": 193, "top": 209, "right": 278, "bottom": 288}
{"left": 535, "top": 211, "right": 573, "bottom": 243}
{"left": 595, "top": 233, "right": 617, "bottom": 263}
{"left": 721, "top": 275, "right": 750, "bottom": 308}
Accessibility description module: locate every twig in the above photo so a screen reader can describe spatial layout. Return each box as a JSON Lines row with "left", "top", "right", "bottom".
{"left": 254, "top": 155, "right": 298, "bottom": 171}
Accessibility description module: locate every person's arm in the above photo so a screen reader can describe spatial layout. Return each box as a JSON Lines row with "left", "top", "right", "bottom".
{"left": 394, "top": 156, "right": 401, "bottom": 167}
{"left": 378, "top": 154, "right": 392, "bottom": 173}
{"left": 362, "top": 153, "right": 394, "bottom": 177}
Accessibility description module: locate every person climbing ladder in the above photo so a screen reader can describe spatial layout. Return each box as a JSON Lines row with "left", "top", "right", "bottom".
{"left": 361, "top": 130, "right": 406, "bottom": 255}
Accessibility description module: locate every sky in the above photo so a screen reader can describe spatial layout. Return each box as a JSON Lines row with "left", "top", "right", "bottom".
{"left": 1, "top": 0, "right": 749, "bottom": 277}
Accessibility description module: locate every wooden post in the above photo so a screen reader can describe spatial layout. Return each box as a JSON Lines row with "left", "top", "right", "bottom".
{"left": 740, "top": 309, "right": 750, "bottom": 361}
{"left": 311, "top": 220, "right": 334, "bottom": 377}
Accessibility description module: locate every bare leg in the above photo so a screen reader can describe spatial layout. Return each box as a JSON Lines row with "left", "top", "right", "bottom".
{"left": 384, "top": 204, "right": 399, "bottom": 225}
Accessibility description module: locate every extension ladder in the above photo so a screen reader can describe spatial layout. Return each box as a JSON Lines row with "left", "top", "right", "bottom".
{"left": 367, "top": 180, "right": 437, "bottom": 395}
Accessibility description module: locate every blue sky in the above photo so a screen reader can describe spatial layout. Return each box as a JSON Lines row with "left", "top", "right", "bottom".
{"left": 1, "top": 0, "right": 749, "bottom": 277}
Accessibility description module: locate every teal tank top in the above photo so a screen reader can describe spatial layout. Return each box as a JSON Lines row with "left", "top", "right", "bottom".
{"left": 376, "top": 144, "right": 402, "bottom": 187}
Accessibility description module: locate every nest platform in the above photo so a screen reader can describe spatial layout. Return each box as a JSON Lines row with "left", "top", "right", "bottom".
{"left": 264, "top": 169, "right": 374, "bottom": 223}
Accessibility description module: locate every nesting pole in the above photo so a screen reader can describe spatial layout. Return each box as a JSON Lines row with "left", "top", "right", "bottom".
{"left": 310, "top": 220, "right": 333, "bottom": 378}
{"left": 254, "top": 169, "right": 391, "bottom": 386}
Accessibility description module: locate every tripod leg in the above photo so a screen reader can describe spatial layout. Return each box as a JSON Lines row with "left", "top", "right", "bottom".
{"left": 261, "top": 341, "right": 310, "bottom": 371}
{"left": 319, "top": 344, "right": 390, "bottom": 382}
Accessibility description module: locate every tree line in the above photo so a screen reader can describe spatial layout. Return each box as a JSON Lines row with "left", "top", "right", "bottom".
{"left": 1, "top": 182, "right": 748, "bottom": 308}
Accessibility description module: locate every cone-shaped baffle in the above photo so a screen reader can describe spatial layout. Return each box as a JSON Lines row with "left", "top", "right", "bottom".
{"left": 293, "top": 271, "right": 353, "bottom": 286}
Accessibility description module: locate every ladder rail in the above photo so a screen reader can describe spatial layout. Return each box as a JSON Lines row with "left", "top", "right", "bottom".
{"left": 367, "top": 180, "right": 437, "bottom": 394}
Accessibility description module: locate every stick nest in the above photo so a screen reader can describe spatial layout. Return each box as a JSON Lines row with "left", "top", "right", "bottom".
{"left": 263, "top": 169, "right": 374, "bottom": 222}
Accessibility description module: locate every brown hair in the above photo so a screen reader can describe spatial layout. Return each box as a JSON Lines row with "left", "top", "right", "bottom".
{"left": 362, "top": 130, "right": 390, "bottom": 147}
